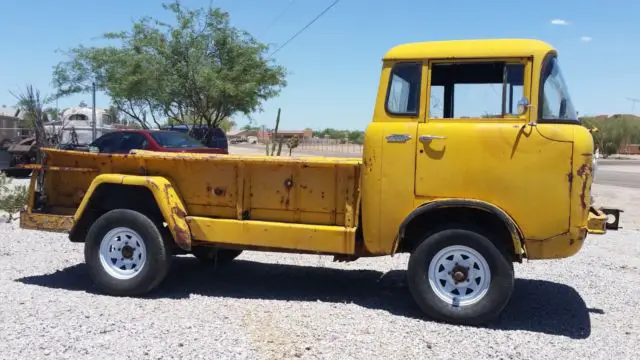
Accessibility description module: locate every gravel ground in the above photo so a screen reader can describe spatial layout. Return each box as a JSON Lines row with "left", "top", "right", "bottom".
{"left": 0, "top": 175, "right": 638, "bottom": 359}
{"left": 0, "top": 218, "right": 638, "bottom": 359}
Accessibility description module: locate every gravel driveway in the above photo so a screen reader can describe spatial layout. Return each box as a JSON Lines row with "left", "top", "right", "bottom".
{"left": 1, "top": 218, "right": 638, "bottom": 360}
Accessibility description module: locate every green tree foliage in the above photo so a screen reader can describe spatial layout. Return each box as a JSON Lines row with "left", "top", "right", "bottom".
{"left": 581, "top": 114, "right": 640, "bottom": 157}
{"left": 315, "top": 128, "right": 364, "bottom": 144}
{"left": 52, "top": 0, "right": 286, "bottom": 137}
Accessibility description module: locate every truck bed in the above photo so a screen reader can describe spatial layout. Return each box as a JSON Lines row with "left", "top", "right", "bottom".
{"left": 22, "top": 148, "right": 363, "bottom": 254}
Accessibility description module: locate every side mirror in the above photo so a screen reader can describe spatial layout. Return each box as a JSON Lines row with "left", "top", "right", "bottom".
{"left": 517, "top": 97, "right": 530, "bottom": 115}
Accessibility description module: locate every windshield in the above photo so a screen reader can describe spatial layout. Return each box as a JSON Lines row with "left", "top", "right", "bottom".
{"left": 540, "top": 56, "right": 578, "bottom": 122}
{"left": 151, "top": 131, "right": 205, "bottom": 148}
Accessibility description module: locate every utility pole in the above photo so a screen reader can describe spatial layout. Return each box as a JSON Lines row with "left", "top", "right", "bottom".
{"left": 92, "top": 81, "right": 97, "bottom": 141}
{"left": 626, "top": 97, "right": 640, "bottom": 113}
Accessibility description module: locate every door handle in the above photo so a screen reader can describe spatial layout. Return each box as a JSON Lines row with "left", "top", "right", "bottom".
{"left": 419, "top": 135, "right": 447, "bottom": 142}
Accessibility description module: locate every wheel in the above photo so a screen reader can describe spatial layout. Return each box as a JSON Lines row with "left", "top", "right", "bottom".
{"left": 191, "top": 246, "right": 243, "bottom": 266}
{"left": 84, "top": 209, "right": 172, "bottom": 296}
{"left": 407, "top": 227, "right": 514, "bottom": 325}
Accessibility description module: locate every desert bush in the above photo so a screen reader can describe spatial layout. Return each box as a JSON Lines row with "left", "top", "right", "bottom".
{"left": 0, "top": 173, "right": 28, "bottom": 222}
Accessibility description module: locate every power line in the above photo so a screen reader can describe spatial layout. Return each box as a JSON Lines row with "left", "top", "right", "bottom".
{"left": 263, "top": 0, "right": 297, "bottom": 35}
{"left": 268, "top": 0, "right": 340, "bottom": 57}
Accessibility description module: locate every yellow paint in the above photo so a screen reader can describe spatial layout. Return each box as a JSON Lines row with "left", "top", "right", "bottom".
{"left": 586, "top": 207, "right": 608, "bottom": 235}
{"left": 20, "top": 38, "right": 617, "bottom": 263}
{"left": 20, "top": 211, "right": 75, "bottom": 233}
{"left": 187, "top": 217, "right": 355, "bottom": 254}
{"left": 73, "top": 173, "right": 192, "bottom": 250}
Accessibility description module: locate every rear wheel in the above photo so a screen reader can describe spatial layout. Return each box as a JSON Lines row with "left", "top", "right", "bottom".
{"left": 84, "top": 209, "right": 172, "bottom": 296}
{"left": 407, "top": 226, "right": 514, "bottom": 325}
{"left": 191, "top": 246, "right": 243, "bottom": 266}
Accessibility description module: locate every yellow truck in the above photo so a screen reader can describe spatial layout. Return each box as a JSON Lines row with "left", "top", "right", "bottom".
{"left": 19, "top": 39, "right": 621, "bottom": 326}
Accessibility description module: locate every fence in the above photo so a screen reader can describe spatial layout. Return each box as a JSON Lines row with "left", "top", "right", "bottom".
{"left": 297, "top": 138, "right": 363, "bottom": 155}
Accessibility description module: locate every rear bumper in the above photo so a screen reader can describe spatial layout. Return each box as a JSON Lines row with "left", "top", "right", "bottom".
{"left": 586, "top": 206, "right": 623, "bottom": 234}
{"left": 19, "top": 210, "right": 75, "bottom": 233}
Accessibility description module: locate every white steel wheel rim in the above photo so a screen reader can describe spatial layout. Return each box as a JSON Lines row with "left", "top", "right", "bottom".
{"left": 428, "top": 245, "right": 491, "bottom": 307}
{"left": 98, "top": 227, "right": 147, "bottom": 280}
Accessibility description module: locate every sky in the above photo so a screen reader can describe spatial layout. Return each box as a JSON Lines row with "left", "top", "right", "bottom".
{"left": 1, "top": 0, "right": 638, "bottom": 131}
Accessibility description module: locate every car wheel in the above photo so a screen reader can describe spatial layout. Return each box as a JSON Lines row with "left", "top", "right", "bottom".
{"left": 407, "top": 226, "right": 514, "bottom": 325}
{"left": 84, "top": 209, "right": 172, "bottom": 296}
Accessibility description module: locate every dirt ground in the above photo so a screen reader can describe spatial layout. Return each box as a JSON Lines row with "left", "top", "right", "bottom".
{"left": 592, "top": 183, "right": 639, "bottom": 230}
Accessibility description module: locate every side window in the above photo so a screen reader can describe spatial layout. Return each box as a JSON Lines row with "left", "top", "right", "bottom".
{"left": 92, "top": 132, "right": 122, "bottom": 153}
{"left": 429, "top": 62, "right": 525, "bottom": 119}
{"left": 118, "top": 133, "right": 148, "bottom": 153}
{"left": 385, "top": 62, "right": 422, "bottom": 116}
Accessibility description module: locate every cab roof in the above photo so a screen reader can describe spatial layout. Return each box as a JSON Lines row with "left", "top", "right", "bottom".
{"left": 383, "top": 39, "right": 555, "bottom": 61}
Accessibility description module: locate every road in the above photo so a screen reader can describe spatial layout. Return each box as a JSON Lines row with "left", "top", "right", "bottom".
{"left": 596, "top": 165, "right": 640, "bottom": 188}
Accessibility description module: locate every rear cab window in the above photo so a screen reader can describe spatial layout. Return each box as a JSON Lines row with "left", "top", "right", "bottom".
{"left": 151, "top": 131, "right": 206, "bottom": 149}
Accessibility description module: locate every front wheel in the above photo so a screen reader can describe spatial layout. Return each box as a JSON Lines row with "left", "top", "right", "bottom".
{"left": 407, "top": 227, "right": 514, "bottom": 325}
{"left": 84, "top": 209, "right": 172, "bottom": 296}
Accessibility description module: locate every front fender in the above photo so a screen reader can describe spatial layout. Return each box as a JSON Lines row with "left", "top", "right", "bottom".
{"left": 396, "top": 198, "right": 525, "bottom": 257}
{"left": 73, "top": 174, "right": 192, "bottom": 250}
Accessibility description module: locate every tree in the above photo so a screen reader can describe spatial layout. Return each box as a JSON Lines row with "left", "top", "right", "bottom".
{"left": 52, "top": 0, "right": 287, "bottom": 137}
{"left": 581, "top": 114, "right": 640, "bottom": 157}
{"left": 11, "top": 85, "right": 50, "bottom": 149}
{"left": 219, "top": 118, "right": 236, "bottom": 132}
{"left": 44, "top": 107, "right": 59, "bottom": 121}
{"left": 78, "top": 100, "right": 88, "bottom": 108}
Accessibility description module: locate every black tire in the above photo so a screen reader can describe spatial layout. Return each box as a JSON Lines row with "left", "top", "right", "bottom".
{"left": 191, "top": 246, "right": 243, "bottom": 266}
{"left": 407, "top": 226, "right": 514, "bottom": 325}
{"left": 84, "top": 209, "right": 172, "bottom": 296}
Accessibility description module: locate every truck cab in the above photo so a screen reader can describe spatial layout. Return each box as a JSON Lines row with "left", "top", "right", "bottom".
{"left": 362, "top": 39, "right": 606, "bottom": 258}
{"left": 18, "top": 39, "right": 619, "bottom": 326}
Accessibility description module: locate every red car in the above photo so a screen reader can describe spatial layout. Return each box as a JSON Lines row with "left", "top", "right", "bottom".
{"left": 88, "top": 130, "right": 228, "bottom": 155}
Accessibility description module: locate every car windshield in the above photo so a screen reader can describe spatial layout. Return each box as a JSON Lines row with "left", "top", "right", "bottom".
{"left": 540, "top": 56, "right": 578, "bottom": 122}
{"left": 151, "top": 131, "right": 205, "bottom": 148}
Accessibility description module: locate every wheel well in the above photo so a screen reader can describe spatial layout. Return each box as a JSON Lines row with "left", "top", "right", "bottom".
{"left": 397, "top": 206, "right": 519, "bottom": 261}
{"left": 69, "top": 184, "right": 165, "bottom": 243}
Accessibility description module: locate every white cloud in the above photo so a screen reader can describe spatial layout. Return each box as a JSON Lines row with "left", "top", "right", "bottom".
{"left": 580, "top": 36, "right": 593, "bottom": 42}
{"left": 550, "top": 19, "right": 569, "bottom": 25}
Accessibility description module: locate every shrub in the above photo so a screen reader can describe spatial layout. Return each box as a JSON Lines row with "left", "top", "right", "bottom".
{"left": 0, "top": 173, "right": 28, "bottom": 222}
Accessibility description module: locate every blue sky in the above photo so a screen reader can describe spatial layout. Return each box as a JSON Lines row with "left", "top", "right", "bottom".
{"left": 0, "top": 0, "right": 638, "bottom": 131}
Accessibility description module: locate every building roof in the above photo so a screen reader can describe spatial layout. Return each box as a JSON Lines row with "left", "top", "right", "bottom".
{"left": 383, "top": 39, "right": 555, "bottom": 61}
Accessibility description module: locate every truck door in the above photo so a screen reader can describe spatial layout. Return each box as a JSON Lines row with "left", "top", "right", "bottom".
{"left": 414, "top": 59, "right": 573, "bottom": 240}
{"left": 361, "top": 61, "right": 423, "bottom": 254}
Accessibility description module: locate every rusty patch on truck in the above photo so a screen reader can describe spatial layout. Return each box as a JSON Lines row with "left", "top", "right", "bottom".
{"left": 576, "top": 163, "right": 593, "bottom": 210}
{"left": 20, "top": 212, "right": 75, "bottom": 233}
{"left": 172, "top": 206, "right": 187, "bottom": 219}
{"left": 146, "top": 179, "right": 160, "bottom": 192}
{"left": 213, "top": 187, "right": 226, "bottom": 196}
{"left": 284, "top": 177, "right": 294, "bottom": 189}
{"left": 281, "top": 176, "right": 294, "bottom": 209}
{"left": 172, "top": 223, "right": 190, "bottom": 249}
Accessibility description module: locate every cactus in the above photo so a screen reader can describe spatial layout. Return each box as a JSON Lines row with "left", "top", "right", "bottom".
{"left": 268, "top": 108, "right": 281, "bottom": 156}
